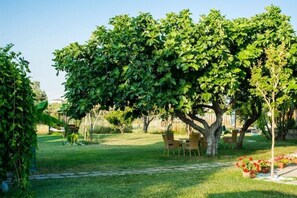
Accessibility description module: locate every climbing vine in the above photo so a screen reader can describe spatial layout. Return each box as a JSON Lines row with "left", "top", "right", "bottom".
{"left": 0, "top": 44, "right": 36, "bottom": 192}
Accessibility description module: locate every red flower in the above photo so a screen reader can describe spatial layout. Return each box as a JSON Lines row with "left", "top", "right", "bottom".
{"left": 236, "top": 156, "right": 260, "bottom": 174}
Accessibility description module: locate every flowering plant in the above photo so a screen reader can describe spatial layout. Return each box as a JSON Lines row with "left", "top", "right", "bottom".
{"left": 236, "top": 156, "right": 260, "bottom": 173}
{"left": 257, "top": 159, "right": 271, "bottom": 168}
{"left": 274, "top": 155, "right": 290, "bottom": 164}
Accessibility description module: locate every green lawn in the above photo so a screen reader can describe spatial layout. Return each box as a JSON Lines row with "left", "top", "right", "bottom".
{"left": 3, "top": 133, "right": 297, "bottom": 197}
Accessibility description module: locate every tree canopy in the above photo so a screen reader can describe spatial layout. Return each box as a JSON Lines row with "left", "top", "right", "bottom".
{"left": 53, "top": 6, "right": 297, "bottom": 156}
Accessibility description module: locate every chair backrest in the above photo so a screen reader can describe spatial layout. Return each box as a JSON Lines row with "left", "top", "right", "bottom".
{"left": 231, "top": 129, "right": 238, "bottom": 143}
{"left": 189, "top": 133, "right": 199, "bottom": 148}
{"left": 166, "top": 132, "right": 174, "bottom": 141}
{"left": 162, "top": 134, "right": 168, "bottom": 144}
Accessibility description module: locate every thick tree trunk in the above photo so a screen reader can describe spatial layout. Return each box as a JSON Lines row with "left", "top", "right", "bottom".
{"left": 176, "top": 100, "right": 225, "bottom": 157}
{"left": 205, "top": 128, "right": 221, "bottom": 156}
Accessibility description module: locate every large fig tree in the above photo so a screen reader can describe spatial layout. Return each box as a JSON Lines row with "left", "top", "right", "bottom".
{"left": 53, "top": 6, "right": 296, "bottom": 156}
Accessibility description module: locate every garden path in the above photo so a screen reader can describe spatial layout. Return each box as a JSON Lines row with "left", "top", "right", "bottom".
{"left": 27, "top": 161, "right": 297, "bottom": 185}
{"left": 29, "top": 162, "right": 233, "bottom": 180}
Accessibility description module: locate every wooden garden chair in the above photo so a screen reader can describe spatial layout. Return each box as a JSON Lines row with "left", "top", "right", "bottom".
{"left": 222, "top": 129, "right": 238, "bottom": 149}
{"left": 182, "top": 133, "right": 200, "bottom": 157}
{"left": 162, "top": 133, "right": 180, "bottom": 156}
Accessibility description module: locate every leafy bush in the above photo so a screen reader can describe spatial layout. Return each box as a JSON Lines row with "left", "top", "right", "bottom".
{"left": 67, "top": 133, "right": 79, "bottom": 145}
{"left": 0, "top": 44, "right": 36, "bottom": 192}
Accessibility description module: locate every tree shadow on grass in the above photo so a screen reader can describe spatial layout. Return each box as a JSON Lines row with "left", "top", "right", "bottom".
{"left": 29, "top": 168, "right": 218, "bottom": 197}
{"left": 218, "top": 134, "right": 297, "bottom": 159}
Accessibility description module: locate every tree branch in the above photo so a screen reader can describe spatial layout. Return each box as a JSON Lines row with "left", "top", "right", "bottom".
{"left": 175, "top": 111, "right": 206, "bottom": 134}
{"left": 188, "top": 113, "right": 209, "bottom": 128}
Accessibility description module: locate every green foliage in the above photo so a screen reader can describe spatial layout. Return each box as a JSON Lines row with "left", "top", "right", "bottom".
{"left": 250, "top": 44, "right": 294, "bottom": 109}
{"left": 0, "top": 44, "right": 36, "bottom": 192}
{"left": 53, "top": 6, "right": 297, "bottom": 156}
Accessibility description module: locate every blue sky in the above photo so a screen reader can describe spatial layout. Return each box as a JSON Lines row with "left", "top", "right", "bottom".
{"left": 1, "top": 0, "right": 296, "bottom": 101}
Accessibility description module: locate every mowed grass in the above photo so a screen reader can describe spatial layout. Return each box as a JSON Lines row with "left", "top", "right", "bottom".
{"left": 4, "top": 133, "right": 297, "bottom": 197}
{"left": 30, "top": 168, "right": 297, "bottom": 198}
{"left": 35, "top": 133, "right": 297, "bottom": 174}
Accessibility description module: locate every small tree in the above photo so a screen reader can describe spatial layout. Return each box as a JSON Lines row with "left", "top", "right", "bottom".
{"left": 105, "top": 108, "right": 134, "bottom": 134}
{"left": 250, "top": 43, "right": 295, "bottom": 178}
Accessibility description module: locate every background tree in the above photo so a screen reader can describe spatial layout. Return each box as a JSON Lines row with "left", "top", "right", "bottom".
{"left": 31, "top": 81, "right": 47, "bottom": 103}
{"left": 81, "top": 105, "right": 102, "bottom": 141}
{"left": 0, "top": 44, "right": 36, "bottom": 192}
{"left": 142, "top": 115, "right": 154, "bottom": 133}
{"left": 105, "top": 107, "right": 134, "bottom": 134}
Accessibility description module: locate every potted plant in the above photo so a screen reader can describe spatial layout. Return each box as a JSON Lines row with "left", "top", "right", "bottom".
{"left": 257, "top": 160, "right": 271, "bottom": 173}
{"left": 236, "top": 156, "right": 260, "bottom": 178}
{"left": 289, "top": 156, "right": 297, "bottom": 164}
{"left": 275, "top": 155, "right": 290, "bottom": 169}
